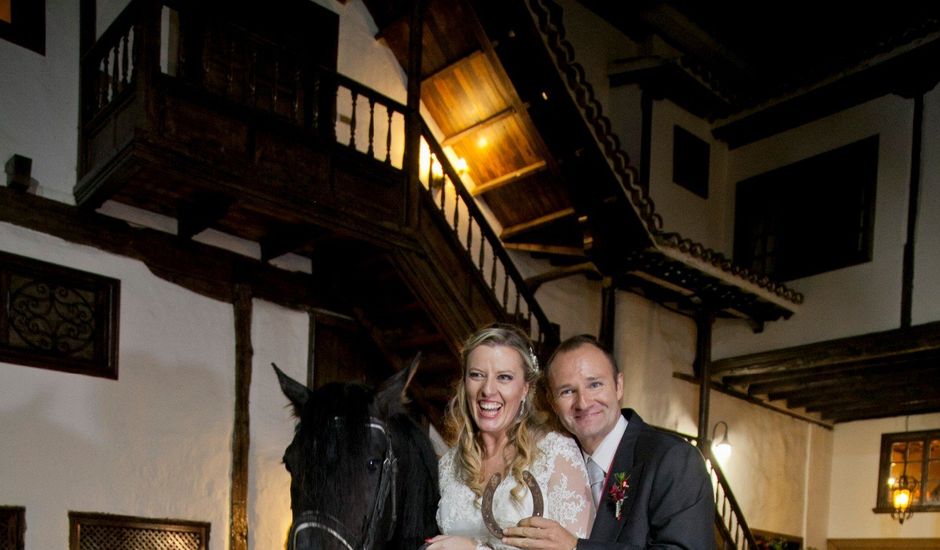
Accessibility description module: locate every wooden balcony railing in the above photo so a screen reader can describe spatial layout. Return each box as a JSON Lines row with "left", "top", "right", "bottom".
{"left": 419, "top": 122, "right": 559, "bottom": 352}
{"left": 79, "top": 0, "right": 557, "bottom": 351}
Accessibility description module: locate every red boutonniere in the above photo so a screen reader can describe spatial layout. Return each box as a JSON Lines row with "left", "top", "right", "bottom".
{"left": 607, "top": 472, "right": 630, "bottom": 520}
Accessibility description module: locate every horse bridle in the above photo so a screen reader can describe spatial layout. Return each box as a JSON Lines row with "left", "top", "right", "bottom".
{"left": 289, "top": 418, "right": 398, "bottom": 550}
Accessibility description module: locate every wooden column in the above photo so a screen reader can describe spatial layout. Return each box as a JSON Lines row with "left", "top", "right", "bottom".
{"left": 695, "top": 308, "right": 714, "bottom": 446}
{"left": 404, "top": 0, "right": 426, "bottom": 228}
{"left": 599, "top": 277, "right": 617, "bottom": 351}
{"left": 901, "top": 93, "right": 924, "bottom": 328}
{"left": 230, "top": 285, "right": 253, "bottom": 550}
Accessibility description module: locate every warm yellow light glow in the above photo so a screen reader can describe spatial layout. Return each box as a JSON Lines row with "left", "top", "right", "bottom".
{"left": 453, "top": 157, "right": 468, "bottom": 175}
{"left": 431, "top": 161, "right": 443, "bottom": 180}
{"left": 476, "top": 136, "right": 489, "bottom": 149}
{"left": 893, "top": 489, "right": 911, "bottom": 510}
{"left": 712, "top": 440, "right": 732, "bottom": 463}
{"left": 887, "top": 477, "right": 896, "bottom": 486}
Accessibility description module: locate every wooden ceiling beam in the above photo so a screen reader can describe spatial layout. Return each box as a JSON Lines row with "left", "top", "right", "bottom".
{"left": 422, "top": 48, "right": 485, "bottom": 83}
{"left": 472, "top": 160, "right": 547, "bottom": 196}
{"left": 503, "top": 241, "right": 586, "bottom": 257}
{"left": 795, "top": 379, "right": 940, "bottom": 411}
{"left": 712, "top": 320, "right": 940, "bottom": 376}
{"left": 441, "top": 106, "right": 515, "bottom": 148}
{"left": 177, "top": 192, "right": 233, "bottom": 240}
{"left": 819, "top": 398, "right": 940, "bottom": 422}
{"left": 260, "top": 224, "right": 324, "bottom": 263}
{"left": 720, "top": 351, "right": 940, "bottom": 387}
{"left": 761, "top": 363, "right": 940, "bottom": 401}
{"left": 745, "top": 359, "right": 940, "bottom": 396}
{"left": 501, "top": 207, "right": 576, "bottom": 240}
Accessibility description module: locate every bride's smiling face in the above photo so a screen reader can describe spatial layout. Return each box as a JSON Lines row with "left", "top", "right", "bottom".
{"left": 465, "top": 344, "right": 530, "bottom": 438}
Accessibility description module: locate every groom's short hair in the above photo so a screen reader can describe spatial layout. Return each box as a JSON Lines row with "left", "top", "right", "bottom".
{"left": 545, "top": 334, "right": 620, "bottom": 379}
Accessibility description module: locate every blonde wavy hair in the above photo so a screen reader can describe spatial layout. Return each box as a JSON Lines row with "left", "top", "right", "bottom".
{"left": 444, "top": 323, "right": 548, "bottom": 503}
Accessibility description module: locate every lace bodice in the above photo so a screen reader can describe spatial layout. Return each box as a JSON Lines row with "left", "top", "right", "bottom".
{"left": 436, "top": 431, "right": 595, "bottom": 550}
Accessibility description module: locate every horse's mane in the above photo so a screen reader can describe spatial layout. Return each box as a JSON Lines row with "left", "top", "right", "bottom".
{"left": 293, "top": 383, "right": 374, "bottom": 512}
{"left": 386, "top": 412, "right": 440, "bottom": 549}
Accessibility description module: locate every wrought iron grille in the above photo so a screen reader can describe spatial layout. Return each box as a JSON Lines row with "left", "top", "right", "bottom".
{"left": 69, "top": 512, "right": 209, "bottom": 550}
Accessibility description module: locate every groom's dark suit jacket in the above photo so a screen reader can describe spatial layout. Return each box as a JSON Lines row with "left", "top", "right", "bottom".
{"left": 577, "top": 409, "right": 715, "bottom": 550}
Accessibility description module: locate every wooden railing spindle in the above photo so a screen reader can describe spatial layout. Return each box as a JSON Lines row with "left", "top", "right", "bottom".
{"left": 349, "top": 90, "right": 358, "bottom": 148}
{"left": 367, "top": 98, "right": 376, "bottom": 156}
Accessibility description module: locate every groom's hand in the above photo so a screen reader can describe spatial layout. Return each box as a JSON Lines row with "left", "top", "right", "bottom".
{"left": 501, "top": 517, "right": 578, "bottom": 550}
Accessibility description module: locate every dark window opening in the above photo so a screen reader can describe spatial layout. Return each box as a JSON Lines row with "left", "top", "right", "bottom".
{"left": 875, "top": 429, "right": 940, "bottom": 514}
{"left": 734, "top": 135, "right": 878, "bottom": 281}
{"left": 0, "top": 0, "right": 44, "bottom": 55}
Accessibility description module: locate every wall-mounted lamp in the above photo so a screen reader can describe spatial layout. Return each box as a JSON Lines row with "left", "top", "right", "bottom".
{"left": 5, "top": 154, "right": 33, "bottom": 192}
{"left": 711, "top": 421, "right": 732, "bottom": 462}
{"left": 891, "top": 416, "right": 918, "bottom": 525}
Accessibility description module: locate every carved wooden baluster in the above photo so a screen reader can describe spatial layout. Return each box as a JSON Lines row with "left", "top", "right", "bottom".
{"left": 490, "top": 246, "right": 498, "bottom": 291}
{"left": 385, "top": 108, "right": 393, "bottom": 163}
{"left": 202, "top": 29, "right": 212, "bottom": 86}
{"left": 99, "top": 55, "right": 110, "bottom": 108}
{"left": 111, "top": 44, "right": 120, "bottom": 100}
{"left": 349, "top": 90, "right": 358, "bottom": 148}
{"left": 478, "top": 233, "right": 485, "bottom": 270}
{"left": 514, "top": 290, "right": 521, "bottom": 317}
{"left": 437, "top": 159, "right": 445, "bottom": 210}
{"left": 293, "top": 68, "right": 302, "bottom": 124}
{"left": 226, "top": 33, "right": 235, "bottom": 95}
{"left": 503, "top": 272, "right": 509, "bottom": 308}
{"left": 367, "top": 97, "right": 376, "bottom": 157}
{"left": 121, "top": 32, "right": 130, "bottom": 90}
{"left": 249, "top": 47, "right": 257, "bottom": 106}
{"left": 272, "top": 60, "right": 280, "bottom": 114}
{"left": 466, "top": 213, "right": 473, "bottom": 253}
{"left": 452, "top": 188, "right": 460, "bottom": 232}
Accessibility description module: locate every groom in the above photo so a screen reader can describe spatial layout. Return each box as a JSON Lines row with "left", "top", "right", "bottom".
{"left": 502, "top": 335, "right": 715, "bottom": 550}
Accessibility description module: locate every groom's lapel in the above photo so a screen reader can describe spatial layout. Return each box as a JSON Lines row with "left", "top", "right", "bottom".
{"left": 590, "top": 412, "right": 639, "bottom": 540}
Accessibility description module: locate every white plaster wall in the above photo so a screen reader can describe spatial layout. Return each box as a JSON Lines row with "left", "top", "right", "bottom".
{"left": 0, "top": 223, "right": 236, "bottom": 550}
{"left": 713, "top": 94, "right": 916, "bottom": 358}
{"left": 248, "top": 300, "right": 310, "bottom": 548}
{"left": 828, "top": 413, "right": 940, "bottom": 539}
{"left": 607, "top": 84, "right": 644, "bottom": 171}
{"left": 913, "top": 86, "right": 940, "bottom": 325}
{"left": 613, "top": 292, "right": 699, "bottom": 434}
{"left": 707, "top": 391, "right": 829, "bottom": 543}
{"left": 0, "top": 0, "right": 81, "bottom": 204}
{"left": 648, "top": 99, "right": 732, "bottom": 254}
{"left": 556, "top": 0, "right": 633, "bottom": 113}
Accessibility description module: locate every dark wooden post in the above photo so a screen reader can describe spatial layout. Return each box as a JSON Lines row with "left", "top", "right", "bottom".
{"left": 230, "top": 285, "right": 253, "bottom": 550}
{"left": 695, "top": 308, "right": 714, "bottom": 446}
{"left": 599, "top": 277, "right": 616, "bottom": 351}
{"left": 901, "top": 93, "right": 923, "bottom": 329}
{"left": 404, "top": 0, "right": 426, "bottom": 228}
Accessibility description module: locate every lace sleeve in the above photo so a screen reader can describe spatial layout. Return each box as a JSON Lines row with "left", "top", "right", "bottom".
{"left": 541, "top": 433, "right": 595, "bottom": 539}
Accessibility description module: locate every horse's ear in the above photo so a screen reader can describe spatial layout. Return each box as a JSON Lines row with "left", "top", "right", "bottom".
{"left": 273, "top": 362, "right": 310, "bottom": 415}
{"left": 375, "top": 352, "right": 421, "bottom": 415}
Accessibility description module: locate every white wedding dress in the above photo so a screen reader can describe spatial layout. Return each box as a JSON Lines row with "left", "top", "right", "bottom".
{"left": 436, "top": 431, "right": 595, "bottom": 550}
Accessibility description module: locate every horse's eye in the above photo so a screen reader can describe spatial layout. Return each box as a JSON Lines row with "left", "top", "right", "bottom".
{"left": 368, "top": 458, "right": 381, "bottom": 471}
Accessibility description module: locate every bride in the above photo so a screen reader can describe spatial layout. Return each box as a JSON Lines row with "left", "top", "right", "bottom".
{"left": 428, "top": 324, "right": 594, "bottom": 550}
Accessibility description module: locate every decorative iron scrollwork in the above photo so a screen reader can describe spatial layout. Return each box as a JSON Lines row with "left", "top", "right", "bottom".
{"left": 9, "top": 278, "right": 96, "bottom": 358}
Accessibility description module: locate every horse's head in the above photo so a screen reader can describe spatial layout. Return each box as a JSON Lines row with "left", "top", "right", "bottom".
{"left": 274, "top": 357, "right": 440, "bottom": 550}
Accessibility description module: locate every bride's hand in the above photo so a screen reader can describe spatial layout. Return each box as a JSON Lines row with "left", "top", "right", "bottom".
{"left": 425, "top": 535, "right": 481, "bottom": 550}
{"left": 501, "top": 516, "right": 577, "bottom": 550}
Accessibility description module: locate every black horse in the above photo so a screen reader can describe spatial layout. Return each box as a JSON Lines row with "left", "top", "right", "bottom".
{"left": 274, "top": 358, "right": 440, "bottom": 550}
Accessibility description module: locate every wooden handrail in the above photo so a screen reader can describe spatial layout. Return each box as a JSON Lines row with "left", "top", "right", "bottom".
{"left": 419, "top": 121, "right": 558, "bottom": 352}
{"left": 658, "top": 429, "right": 758, "bottom": 550}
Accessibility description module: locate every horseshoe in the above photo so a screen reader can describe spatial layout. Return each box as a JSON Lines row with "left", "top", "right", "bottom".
{"left": 481, "top": 470, "right": 544, "bottom": 538}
